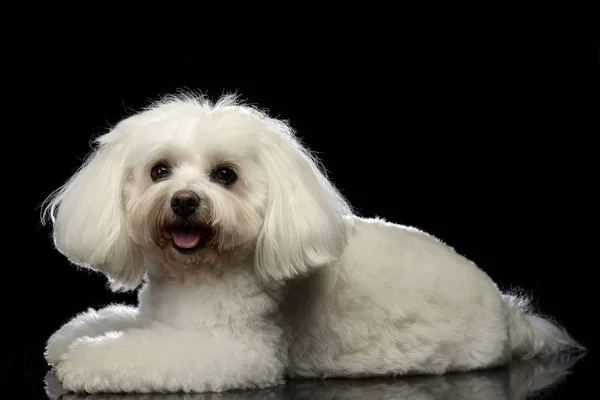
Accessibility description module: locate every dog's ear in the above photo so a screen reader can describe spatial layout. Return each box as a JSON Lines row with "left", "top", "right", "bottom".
{"left": 254, "top": 120, "right": 352, "bottom": 282}
{"left": 41, "top": 127, "right": 144, "bottom": 291}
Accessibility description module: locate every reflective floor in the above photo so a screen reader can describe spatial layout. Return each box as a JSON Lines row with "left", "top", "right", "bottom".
{"left": 43, "top": 354, "right": 586, "bottom": 400}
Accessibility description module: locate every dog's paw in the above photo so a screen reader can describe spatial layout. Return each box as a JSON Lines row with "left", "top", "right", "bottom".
{"left": 54, "top": 335, "right": 126, "bottom": 393}
{"left": 45, "top": 330, "right": 75, "bottom": 366}
{"left": 55, "top": 340, "right": 110, "bottom": 393}
{"left": 56, "top": 360, "right": 107, "bottom": 394}
{"left": 45, "top": 308, "right": 99, "bottom": 366}
{"left": 55, "top": 334, "right": 155, "bottom": 393}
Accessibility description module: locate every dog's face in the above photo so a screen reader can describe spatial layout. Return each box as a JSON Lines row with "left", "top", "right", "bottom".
{"left": 122, "top": 106, "right": 268, "bottom": 269}
{"left": 42, "top": 95, "right": 352, "bottom": 290}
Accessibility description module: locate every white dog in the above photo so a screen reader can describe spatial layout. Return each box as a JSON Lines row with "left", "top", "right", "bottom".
{"left": 41, "top": 93, "right": 583, "bottom": 394}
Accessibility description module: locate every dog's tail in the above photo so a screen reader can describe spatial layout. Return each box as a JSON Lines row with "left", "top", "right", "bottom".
{"left": 503, "top": 290, "right": 585, "bottom": 360}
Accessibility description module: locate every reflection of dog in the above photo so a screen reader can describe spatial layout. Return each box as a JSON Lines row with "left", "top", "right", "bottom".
{"left": 44, "top": 356, "right": 582, "bottom": 399}
{"left": 42, "top": 93, "right": 583, "bottom": 393}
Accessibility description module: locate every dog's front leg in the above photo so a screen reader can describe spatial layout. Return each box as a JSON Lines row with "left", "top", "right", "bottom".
{"left": 46, "top": 304, "right": 142, "bottom": 366}
{"left": 55, "top": 324, "right": 287, "bottom": 393}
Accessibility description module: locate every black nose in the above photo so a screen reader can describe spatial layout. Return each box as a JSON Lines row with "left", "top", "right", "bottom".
{"left": 171, "top": 191, "right": 200, "bottom": 217}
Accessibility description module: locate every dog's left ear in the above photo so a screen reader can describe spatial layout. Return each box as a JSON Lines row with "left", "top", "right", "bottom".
{"left": 41, "top": 127, "right": 145, "bottom": 291}
{"left": 254, "top": 120, "right": 353, "bottom": 282}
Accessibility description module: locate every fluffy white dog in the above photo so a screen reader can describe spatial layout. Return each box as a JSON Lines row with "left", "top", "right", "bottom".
{"left": 41, "top": 93, "right": 582, "bottom": 394}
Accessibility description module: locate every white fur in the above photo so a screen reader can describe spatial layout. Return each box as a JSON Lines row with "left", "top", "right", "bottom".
{"left": 41, "top": 93, "right": 584, "bottom": 393}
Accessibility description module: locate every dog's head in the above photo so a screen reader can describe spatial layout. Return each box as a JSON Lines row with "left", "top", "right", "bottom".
{"left": 41, "top": 94, "right": 352, "bottom": 290}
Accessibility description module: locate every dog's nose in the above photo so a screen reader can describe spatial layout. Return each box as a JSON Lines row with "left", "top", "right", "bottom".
{"left": 171, "top": 191, "right": 200, "bottom": 217}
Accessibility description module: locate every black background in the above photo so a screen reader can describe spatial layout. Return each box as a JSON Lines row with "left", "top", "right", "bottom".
{"left": 4, "top": 22, "right": 596, "bottom": 399}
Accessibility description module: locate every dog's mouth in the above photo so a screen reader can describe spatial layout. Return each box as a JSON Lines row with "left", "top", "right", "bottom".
{"left": 168, "top": 222, "right": 213, "bottom": 254}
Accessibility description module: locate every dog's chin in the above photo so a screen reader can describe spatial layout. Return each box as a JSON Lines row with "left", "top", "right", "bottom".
{"left": 167, "top": 221, "right": 214, "bottom": 256}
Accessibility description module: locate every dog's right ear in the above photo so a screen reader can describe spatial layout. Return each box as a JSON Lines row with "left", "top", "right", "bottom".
{"left": 41, "top": 127, "right": 144, "bottom": 291}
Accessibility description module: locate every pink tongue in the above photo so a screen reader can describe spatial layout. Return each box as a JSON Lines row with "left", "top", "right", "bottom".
{"left": 171, "top": 228, "right": 204, "bottom": 248}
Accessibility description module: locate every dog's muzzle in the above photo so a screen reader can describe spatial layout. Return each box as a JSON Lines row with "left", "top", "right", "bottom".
{"left": 168, "top": 191, "right": 212, "bottom": 253}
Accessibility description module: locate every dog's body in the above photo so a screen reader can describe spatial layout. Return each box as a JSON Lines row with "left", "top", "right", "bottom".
{"left": 42, "top": 94, "right": 581, "bottom": 393}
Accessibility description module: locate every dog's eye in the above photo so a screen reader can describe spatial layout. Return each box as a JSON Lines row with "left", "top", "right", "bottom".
{"left": 213, "top": 166, "right": 237, "bottom": 186}
{"left": 151, "top": 162, "right": 171, "bottom": 182}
